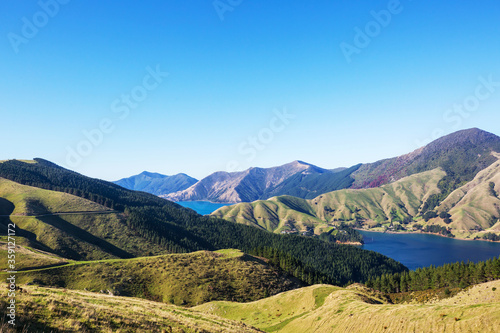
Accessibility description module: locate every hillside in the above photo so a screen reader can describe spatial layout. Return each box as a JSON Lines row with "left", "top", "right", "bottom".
{"left": 351, "top": 128, "right": 500, "bottom": 189}
{"left": 212, "top": 168, "right": 446, "bottom": 234}
{"left": 12, "top": 249, "right": 302, "bottom": 307}
{"left": 195, "top": 281, "right": 500, "bottom": 333}
{"left": 164, "top": 161, "right": 360, "bottom": 203}
{"left": 213, "top": 154, "right": 500, "bottom": 239}
{"left": 0, "top": 285, "right": 260, "bottom": 333}
{"left": 114, "top": 171, "right": 197, "bottom": 196}
{"left": 0, "top": 158, "right": 408, "bottom": 286}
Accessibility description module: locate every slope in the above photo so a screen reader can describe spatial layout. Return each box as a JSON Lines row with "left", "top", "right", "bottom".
{"left": 164, "top": 161, "right": 360, "bottom": 203}
{"left": 114, "top": 171, "right": 197, "bottom": 196}
{"left": 12, "top": 249, "right": 302, "bottom": 307}
{"left": 0, "top": 158, "right": 408, "bottom": 285}
{"left": 195, "top": 281, "right": 500, "bottom": 333}
{"left": 212, "top": 168, "right": 447, "bottom": 234}
{"left": 0, "top": 285, "right": 260, "bottom": 333}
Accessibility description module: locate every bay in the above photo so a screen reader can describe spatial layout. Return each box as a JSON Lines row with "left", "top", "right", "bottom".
{"left": 359, "top": 230, "right": 500, "bottom": 270}
{"left": 176, "top": 201, "right": 232, "bottom": 215}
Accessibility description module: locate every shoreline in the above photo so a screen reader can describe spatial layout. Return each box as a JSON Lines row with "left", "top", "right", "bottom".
{"left": 354, "top": 228, "right": 500, "bottom": 243}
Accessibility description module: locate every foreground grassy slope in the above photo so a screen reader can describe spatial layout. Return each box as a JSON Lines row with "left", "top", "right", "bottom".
{"left": 195, "top": 281, "right": 500, "bottom": 333}
{"left": 0, "top": 178, "right": 176, "bottom": 260}
{"left": 212, "top": 169, "right": 446, "bottom": 234}
{"left": 0, "top": 238, "right": 69, "bottom": 271}
{"left": 0, "top": 285, "right": 260, "bottom": 333}
{"left": 12, "top": 249, "right": 302, "bottom": 307}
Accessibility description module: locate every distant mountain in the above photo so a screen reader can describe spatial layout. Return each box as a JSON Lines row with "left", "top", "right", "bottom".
{"left": 0, "top": 158, "right": 406, "bottom": 285}
{"left": 213, "top": 129, "right": 500, "bottom": 240}
{"left": 113, "top": 171, "right": 197, "bottom": 196}
{"left": 164, "top": 161, "right": 361, "bottom": 203}
{"left": 350, "top": 128, "right": 500, "bottom": 189}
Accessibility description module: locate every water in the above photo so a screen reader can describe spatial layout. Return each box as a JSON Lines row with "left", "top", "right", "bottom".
{"left": 176, "top": 201, "right": 232, "bottom": 215}
{"left": 359, "top": 230, "right": 500, "bottom": 270}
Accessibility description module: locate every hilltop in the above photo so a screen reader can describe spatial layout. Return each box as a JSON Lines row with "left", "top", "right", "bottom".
{"left": 114, "top": 171, "right": 197, "bottom": 196}
{"left": 10, "top": 249, "right": 302, "bottom": 307}
{"left": 213, "top": 129, "right": 500, "bottom": 240}
{"left": 0, "top": 285, "right": 261, "bottom": 333}
{"left": 164, "top": 160, "right": 360, "bottom": 203}
{"left": 195, "top": 280, "right": 500, "bottom": 333}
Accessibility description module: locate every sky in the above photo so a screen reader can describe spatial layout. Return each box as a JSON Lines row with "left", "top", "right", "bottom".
{"left": 1, "top": 0, "right": 499, "bottom": 181}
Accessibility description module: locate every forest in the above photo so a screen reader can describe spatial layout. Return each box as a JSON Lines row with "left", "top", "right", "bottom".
{"left": 0, "top": 159, "right": 407, "bottom": 286}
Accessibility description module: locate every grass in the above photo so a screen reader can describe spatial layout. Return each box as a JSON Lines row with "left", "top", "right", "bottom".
{"left": 0, "top": 284, "right": 261, "bottom": 332}
{"left": 214, "top": 162, "right": 500, "bottom": 240}
{"left": 0, "top": 178, "right": 184, "bottom": 260}
{"left": 195, "top": 280, "right": 500, "bottom": 333}
{"left": 5, "top": 249, "right": 302, "bottom": 307}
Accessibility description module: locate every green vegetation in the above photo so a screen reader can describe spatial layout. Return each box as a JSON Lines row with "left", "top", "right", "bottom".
{"left": 0, "top": 159, "right": 407, "bottom": 286}
{"left": 11, "top": 249, "right": 301, "bottom": 307}
{"left": 0, "top": 285, "right": 260, "bottom": 333}
{"left": 215, "top": 158, "right": 500, "bottom": 240}
{"left": 195, "top": 280, "right": 500, "bottom": 332}
{"left": 366, "top": 256, "right": 500, "bottom": 294}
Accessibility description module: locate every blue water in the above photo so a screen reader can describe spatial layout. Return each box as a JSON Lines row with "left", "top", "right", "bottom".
{"left": 359, "top": 230, "right": 500, "bottom": 270}
{"left": 176, "top": 201, "right": 232, "bottom": 215}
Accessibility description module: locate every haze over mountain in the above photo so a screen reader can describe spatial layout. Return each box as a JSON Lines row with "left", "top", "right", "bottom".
{"left": 164, "top": 161, "right": 360, "bottom": 203}
{"left": 113, "top": 171, "right": 197, "bottom": 196}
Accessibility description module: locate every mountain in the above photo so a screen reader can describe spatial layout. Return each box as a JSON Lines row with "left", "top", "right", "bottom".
{"left": 113, "top": 171, "right": 197, "bottom": 196}
{"left": 212, "top": 168, "right": 446, "bottom": 234}
{"left": 0, "top": 158, "right": 407, "bottom": 285}
{"left": 165, "top": 129, "right": 500, "bottom": 204}
{"left": 212, "top": 129, "right": 500, "bottom": 240}
{"left": 350, "top": 128, "right": 500, "bottom": 189}
{"left": 164, "top": 160, "right": 361, "bottom": 203}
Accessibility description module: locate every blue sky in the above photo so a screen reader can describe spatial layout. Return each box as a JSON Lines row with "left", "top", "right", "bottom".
{"left": 1, "top": 0, "right": 499, "bottom": 181}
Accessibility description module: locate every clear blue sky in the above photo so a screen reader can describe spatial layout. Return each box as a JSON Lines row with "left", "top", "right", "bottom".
{"left": 1, "top": 0, "right": 499, "bottom": 181}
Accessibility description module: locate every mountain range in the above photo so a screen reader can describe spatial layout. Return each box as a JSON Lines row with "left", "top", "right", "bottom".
{"left": 113, "top": 171, "right": 197, "bottom": 196}
{"left": 164, "top": 161, "right": 360, "bottom": 203}
{"left": 212, "top": 129, "right": 500, "bottom": 240}
{"left": 160, "top": 128, "right": 500, "bottom": 204}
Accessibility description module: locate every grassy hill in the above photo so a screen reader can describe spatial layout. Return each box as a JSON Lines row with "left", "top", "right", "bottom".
{"left": 0, "top": 285, "right": 261, "bottom": 333}
{"left": 195, "top": 281, "right": 500, "bottom": 333}
{"left": 0, "top": 177, "right": 173, "bottom": 260}
{"left": 0, "top": 159, "right": 408, "bottom": 286}
{"left": 10, "top": 249, "right": 302, "bottom": 307}
{"left": 214, "top": 160, "right": 500, "bottom": 240}
{"left": 212, "top": 168, "right": 446, "bottom": 234}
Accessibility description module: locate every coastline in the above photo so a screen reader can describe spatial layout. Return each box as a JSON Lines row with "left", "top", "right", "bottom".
{"left": 354, "top": 228, "right": 500, "bottom": 243}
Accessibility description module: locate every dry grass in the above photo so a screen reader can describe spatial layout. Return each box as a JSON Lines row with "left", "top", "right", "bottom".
{"left": 0, "top": 284, "right": 261, "bottom": 332}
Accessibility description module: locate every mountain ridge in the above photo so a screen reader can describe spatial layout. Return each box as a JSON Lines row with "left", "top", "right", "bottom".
{"left": 113, "top": 171, "right": 197, "bottom": 196}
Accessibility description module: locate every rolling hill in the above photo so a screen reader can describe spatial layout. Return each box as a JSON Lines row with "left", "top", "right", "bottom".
{"left": 11, "top": 249, "right": 302, "bottom": 307}
{"left": 0, "top": 158, "right": 407, "bottom": 286}
{"left": 0, "top": 284, "right": 261, "bottom": 333}
{"left": 164, "top": 161, "right": 361, "bottom": 203}
{"left": 195, "top": 281, "right": 500, "bottom": 333}
{"left": 213, "top": 159, "right": 500, "bottom": 239}
{"left": 114, "top": 171, "right": 197, "bottom": 196}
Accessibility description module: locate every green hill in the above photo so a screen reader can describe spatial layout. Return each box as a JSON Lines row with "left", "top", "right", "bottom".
{"left": 213, "top": 159, "right": 500, "bottom": 240}
{"left": 0, "top": 159, "right": 408, "bottom": 286}
{"left": 212, "top": 168, "right": 446, "bottom": 234}
{"left": 11, "top": 249, "right": 302, "bottom": 307}
{"left": 0, "top": 285, "right": 261, "bottom": 333}
{"left": 195, "top": 280, "right": 500, "bottom": 333}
